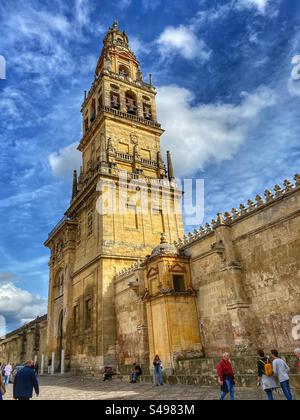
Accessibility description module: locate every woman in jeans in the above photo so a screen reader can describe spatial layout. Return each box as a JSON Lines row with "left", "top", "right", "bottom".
{"left": 153, "top": 355, "right": 163, "bottom": 386}
{"left": 271, "top": 349, "right": 293, "bottom": 400}
{"left": 217, "top": 353, "right": 235, "bottom": 401}
{"left": 257, "top": 349, "right": 278, "bottom": 400}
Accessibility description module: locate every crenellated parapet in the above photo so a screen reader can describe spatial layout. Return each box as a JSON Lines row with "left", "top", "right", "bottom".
{"left": 176, "top": 174, "right": 300, "bottom": 248}
{"left": 116, "top": 259, "right": 144, "bottom": 281}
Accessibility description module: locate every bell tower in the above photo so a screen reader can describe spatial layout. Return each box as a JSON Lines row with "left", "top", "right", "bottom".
{"left": 45, "top": 22, "right": 184, "bottom": 372}
{"left": 79, "top": 20, "right": 166, "bottom": 181}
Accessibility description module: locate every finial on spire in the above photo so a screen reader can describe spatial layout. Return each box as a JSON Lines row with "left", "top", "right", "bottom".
{"left": 167, "top": 150, "right": 175, "bottom": 181}
{"left": 160, "top": 233, "right": 168, "bottom": 244}
{"left": 149, "top": 74, "right": 153, "bottom": 87}
{"left": 113, "top": 19, "right": 118, "bottom": 29}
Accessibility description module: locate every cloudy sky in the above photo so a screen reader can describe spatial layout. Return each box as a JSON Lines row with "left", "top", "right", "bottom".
{"left": 0, "top": 0, "right": 300, "bottom": 332}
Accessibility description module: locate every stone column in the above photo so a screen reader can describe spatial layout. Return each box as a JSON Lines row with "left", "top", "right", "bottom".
{"left": 51, "top": 352, "right": 55, "bottom": 375}
{"left": 61, "top": 350, "right": 65, "bottom": 375}
{"left": 41, "top": 354, "right": 45, "bottom": 376}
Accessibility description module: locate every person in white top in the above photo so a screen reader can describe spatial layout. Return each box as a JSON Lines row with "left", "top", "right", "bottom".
{"left": 4, "top": 363, "right": 12, "bottom": 387}
{"left": 271, "top": 350, "right": 293, "bottom": 401}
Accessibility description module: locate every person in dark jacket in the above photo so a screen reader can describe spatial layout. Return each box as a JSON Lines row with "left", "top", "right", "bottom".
{"left": 130, "top": 363, "right": 143, "bottom": 383}
{"left": 217, "top": 352, "right": 235, "bottom": 401}
{"left": 13, "top": 361, "right": 39, "bottom": 400}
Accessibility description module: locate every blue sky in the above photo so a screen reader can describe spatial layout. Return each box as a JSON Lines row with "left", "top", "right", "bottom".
{"left": 0, "top": 0, "right": 300, "bottom": 332}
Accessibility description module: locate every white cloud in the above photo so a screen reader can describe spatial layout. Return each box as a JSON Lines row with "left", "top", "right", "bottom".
{"left": 118, "top": 0, "right": 132, "bottom": 9}
{"left": 157, "top": 25, "right": 211, "bottom": 61}
{"left": 288, "top": 79, "right": 300, "bottom": 98}
{"left": 236, "top": 0, "right": 269, "bottom": 14}
{"left": 129, "top": 36, "right": 150, "bottom": 56}
{"left": 157, "top": 85, "right": 276, "bottom": 177}
{"left": 142, "top": 0, "right": 161, "bottom": 10}
{"left": 49, "top": 142, "right": 81, "bottom": 179}
{"left": 0, "top": 280, "right": 47, "bottom": 334}
{"left": 75, "top": 0, "right": 91, "bottom": 26}
{"left": 0, "top": 2, "right": 96, "bottom": 92}
{"left": 0, "top": 87, "right": 31, "bottom": 119}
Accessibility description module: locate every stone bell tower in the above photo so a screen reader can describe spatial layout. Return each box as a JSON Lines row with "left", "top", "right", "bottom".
{"left": 45, "top": 21, "right": 184, "bottom": 373}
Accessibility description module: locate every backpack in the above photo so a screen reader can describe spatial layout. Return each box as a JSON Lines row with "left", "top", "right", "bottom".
{"left": 260, "top": 359, "right": 273, "bottom": 376}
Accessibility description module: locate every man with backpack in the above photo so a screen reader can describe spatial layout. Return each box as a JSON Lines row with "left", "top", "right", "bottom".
{"left": 271, "top": 349, "right": 293, "bottom": 400}
{"left": 257, "top": 349, "right": 278, "bottom": 400}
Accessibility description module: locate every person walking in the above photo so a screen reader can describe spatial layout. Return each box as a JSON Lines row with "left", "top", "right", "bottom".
{"left": 4, "top": 363, "right": 12, "bottom": 387}
{"left": 217, "top": 352, "right": 235, "bottom": 401}
{"left": 271, "top": 350, "right": 293, "bottom": 401}
{"left": 0, "top": 372, "right": 6, "bottom": 401}
{"left": 13, "top": 360, "right": 39, "bottom": 401}
{"left": 257, "top": 349, "right": 278, "bottom": 400}
{"left": 153, "top": 355, "right": 163, "bottom": 386}
{"left": 294, "top": 348, "right": 300, "bottom": 373}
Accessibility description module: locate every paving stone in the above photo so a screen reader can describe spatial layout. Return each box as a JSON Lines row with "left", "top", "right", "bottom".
{"left": 3, "top": 375, "right": 297, "bottom": 401}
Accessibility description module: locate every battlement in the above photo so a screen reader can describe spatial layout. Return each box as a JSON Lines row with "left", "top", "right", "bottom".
{"left": 177, "top": 173, "right": 300, "bottom": 248}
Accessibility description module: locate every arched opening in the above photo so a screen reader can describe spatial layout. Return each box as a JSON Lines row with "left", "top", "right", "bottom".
{"left": 110, "top": 91, "right": 120, "bottom": 110}
{"left": 125, "top": 91, "right": 137, "bottom": 116}
{"left": 119, "top": 65, "right": 130, "bottom": 78}
{"left": 143, "top": 103, "right": 152, "bottom": 120}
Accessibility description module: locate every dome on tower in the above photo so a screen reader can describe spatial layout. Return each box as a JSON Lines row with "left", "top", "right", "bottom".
{"left": 150, "top": 233, "right": 179, "bottom": 259}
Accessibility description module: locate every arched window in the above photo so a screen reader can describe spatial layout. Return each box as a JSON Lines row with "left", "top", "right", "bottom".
{"left": 55, "top": 270, "right": 64, "bottom": 297}
{"left": 125, "top": 91, "right": 137, "bottom": 116}
{"left": 172, "top": 275, "right": 186, "bottom": 293}
{"left": 59, "top": 273, "right": 64, "bottom": 296}
{"left": 119, "top": 65, "right": 130, "bottom": 78}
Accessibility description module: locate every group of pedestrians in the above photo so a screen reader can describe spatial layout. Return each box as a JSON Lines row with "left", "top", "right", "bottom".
{"left": 0, "top": 348, "right": 299, "bottom": 400}
{"left": 0, "top": 360, "right": 39, "bottom": 401}
{"left": 217, "top": 348, "right": 300, "bottom": 401}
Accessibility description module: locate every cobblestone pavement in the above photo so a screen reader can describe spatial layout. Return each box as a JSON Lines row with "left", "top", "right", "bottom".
{"left": 4, "top": 375, "right": 294, "bottom": 400}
